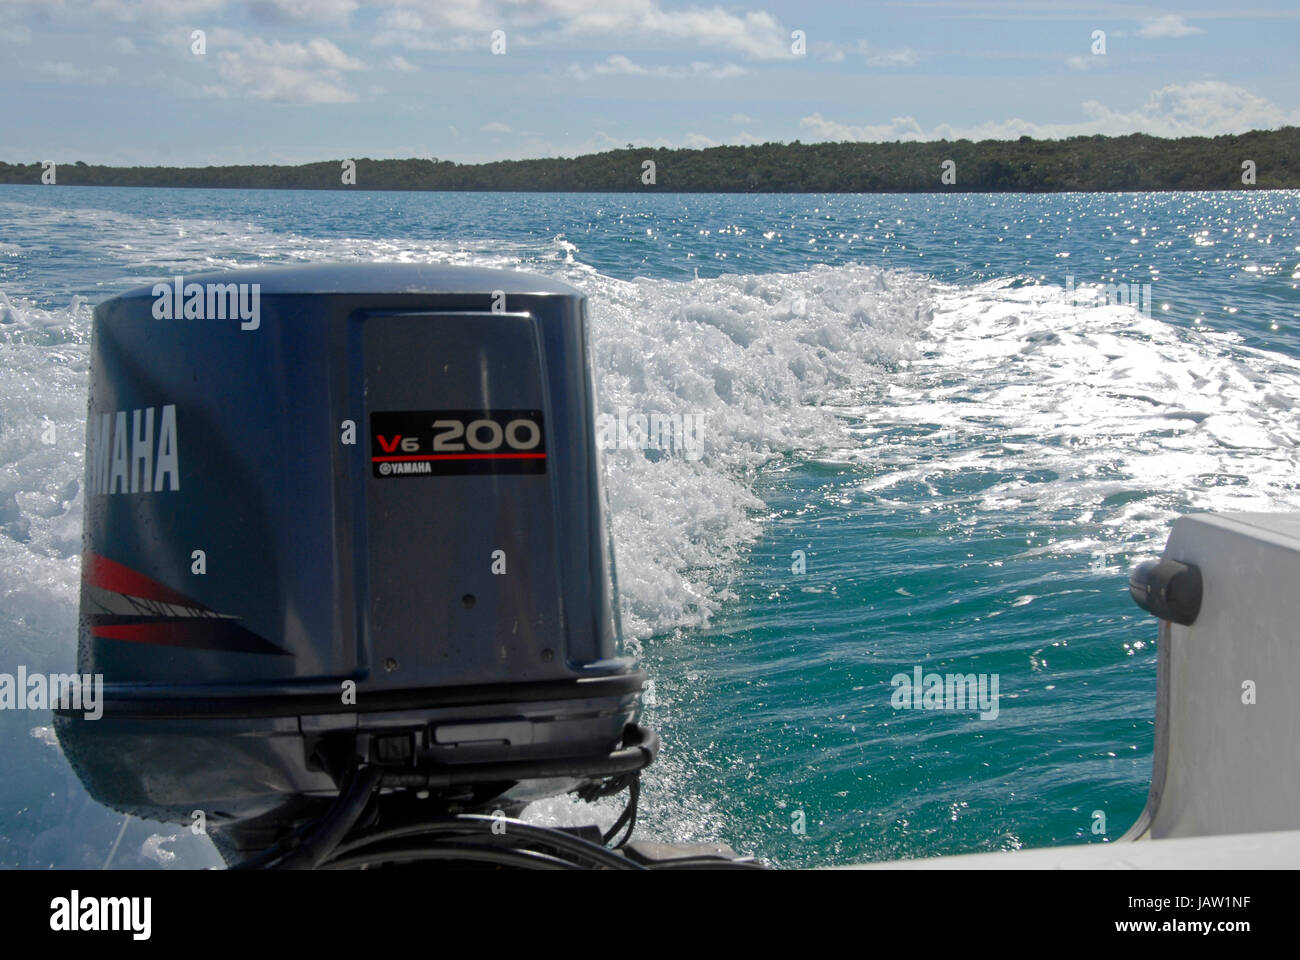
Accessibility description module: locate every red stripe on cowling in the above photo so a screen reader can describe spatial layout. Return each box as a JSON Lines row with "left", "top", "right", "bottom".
{"left": 85, "top": 553, "right": 204, "bottom": 608}
{"left": 92, "top": 623, "right": 193, "bottom": 646}
{"left": 91, "top": 620, "right": 288, "bottom": 656}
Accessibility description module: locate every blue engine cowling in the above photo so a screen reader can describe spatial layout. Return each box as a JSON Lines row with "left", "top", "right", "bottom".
{"left": 55, "top": 263, "right": 652, "bottom": 856}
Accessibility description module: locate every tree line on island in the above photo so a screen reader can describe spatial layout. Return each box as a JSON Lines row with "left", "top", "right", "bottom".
{"left": 3, "top": 127, "right": 1297, "bottom": 193}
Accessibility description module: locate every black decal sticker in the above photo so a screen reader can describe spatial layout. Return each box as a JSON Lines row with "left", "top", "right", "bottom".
{"left": 370, "top": 410, "right": 546, "bottom": 477}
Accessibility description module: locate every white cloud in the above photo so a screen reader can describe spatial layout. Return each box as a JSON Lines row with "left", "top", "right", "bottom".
{"left": 388, "top": 54, "right": 416, "bottom": 72}
{"left": 591, "top": 54, "right": 645, "bottom": 75}
{"left": 377, "top": 9, "right": 426, "bottom": 33}
{"left": 569, "top": 54, "right": 747, "bottom": 81}
{"left": 303, "top": 37, "right": 363, "bottom": 70}
{"left": 572, "top": 3, "right": 787, "bottom": 59}
{"left": 35, "top": 61, "right": 119, "bottom": 84}
{"left": 250, "top": 0, "right": 358, "bottom": 22}
{"left": 730, "top": 113, "right": 756, "bottom": 124}
{"left": 481, "top": 121, "right": 511, "bottom": 133}
{"left": 704, "top": 62, "right": 749, "bottom": 79}
{"left": 1137, "top": 15, "right": 1204, "bottom": 39}
{"left": 1066, "top": 54, "right": 1105, "bottom": 71}
{"left": 376, "top": 2, "right": 483, "bottom": 34}
{"left": 88, "top": 0, "right": 227, "bottom": 21}
{"left": 800, "top": 113, "right": 925, "bottom": 142}
{"left": 111, "top": 36, "right": 137, "bottom": 54}
{"left": 211, "top": 34, "right": 366, "bottom": 104}
{"left": 1085, "top": 81, "right": 1291, "bottom": 136}
{"left": 370, "top": 0, "right": 792, "bottom": 59}
{"left": 816, "top": 38, "right": 917, "bottom": 67}
{"left": 861, "top": 43, "right": 917, "bottom": 67}
{"left": 370, "top": 12, "right": 477, "bottom": 53}
{"left": 799, "top": 82, "right": 1299, "bottom": 142}
{"left": 0, "top": 24, "right": 32, "bottom": 44}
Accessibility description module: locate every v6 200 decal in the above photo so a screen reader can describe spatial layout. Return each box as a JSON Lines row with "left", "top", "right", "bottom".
{"left": 370, "top": 409, "right": 547, "bottom": 477}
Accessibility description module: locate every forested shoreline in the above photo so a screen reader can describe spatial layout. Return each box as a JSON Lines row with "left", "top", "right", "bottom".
{"left": 3, "top": 127, "right": 1296, "bottom": 193}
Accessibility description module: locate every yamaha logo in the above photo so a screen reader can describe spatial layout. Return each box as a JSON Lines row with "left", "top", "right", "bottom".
{"left": 88, "top": 404, "right": 180, "bottom": 495}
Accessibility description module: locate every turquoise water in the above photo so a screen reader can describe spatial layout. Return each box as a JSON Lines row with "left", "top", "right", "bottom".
{"left": 2, "top": 186, "right": 1298, "bottom": 867}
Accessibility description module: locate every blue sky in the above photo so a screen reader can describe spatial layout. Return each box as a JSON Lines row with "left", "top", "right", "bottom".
{"left": 1, "top": 0, "right": 1297, "bottom": 166}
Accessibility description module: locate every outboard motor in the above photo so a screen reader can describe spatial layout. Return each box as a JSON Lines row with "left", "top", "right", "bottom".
{"left": 55, "top": 264, "right": 663, "bottom": 867}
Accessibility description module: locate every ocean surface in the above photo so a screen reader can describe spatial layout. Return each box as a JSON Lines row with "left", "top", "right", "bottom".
{"left": 1, "top": 185, "right": 1298, "bottom": 868}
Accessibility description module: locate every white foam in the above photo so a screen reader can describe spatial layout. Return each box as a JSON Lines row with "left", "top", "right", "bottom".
{"left": 0, "top": 293, "right": 90, "bottom": 670}
{"left": 571, "top": 262, "right": 936, "bottom": 636}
